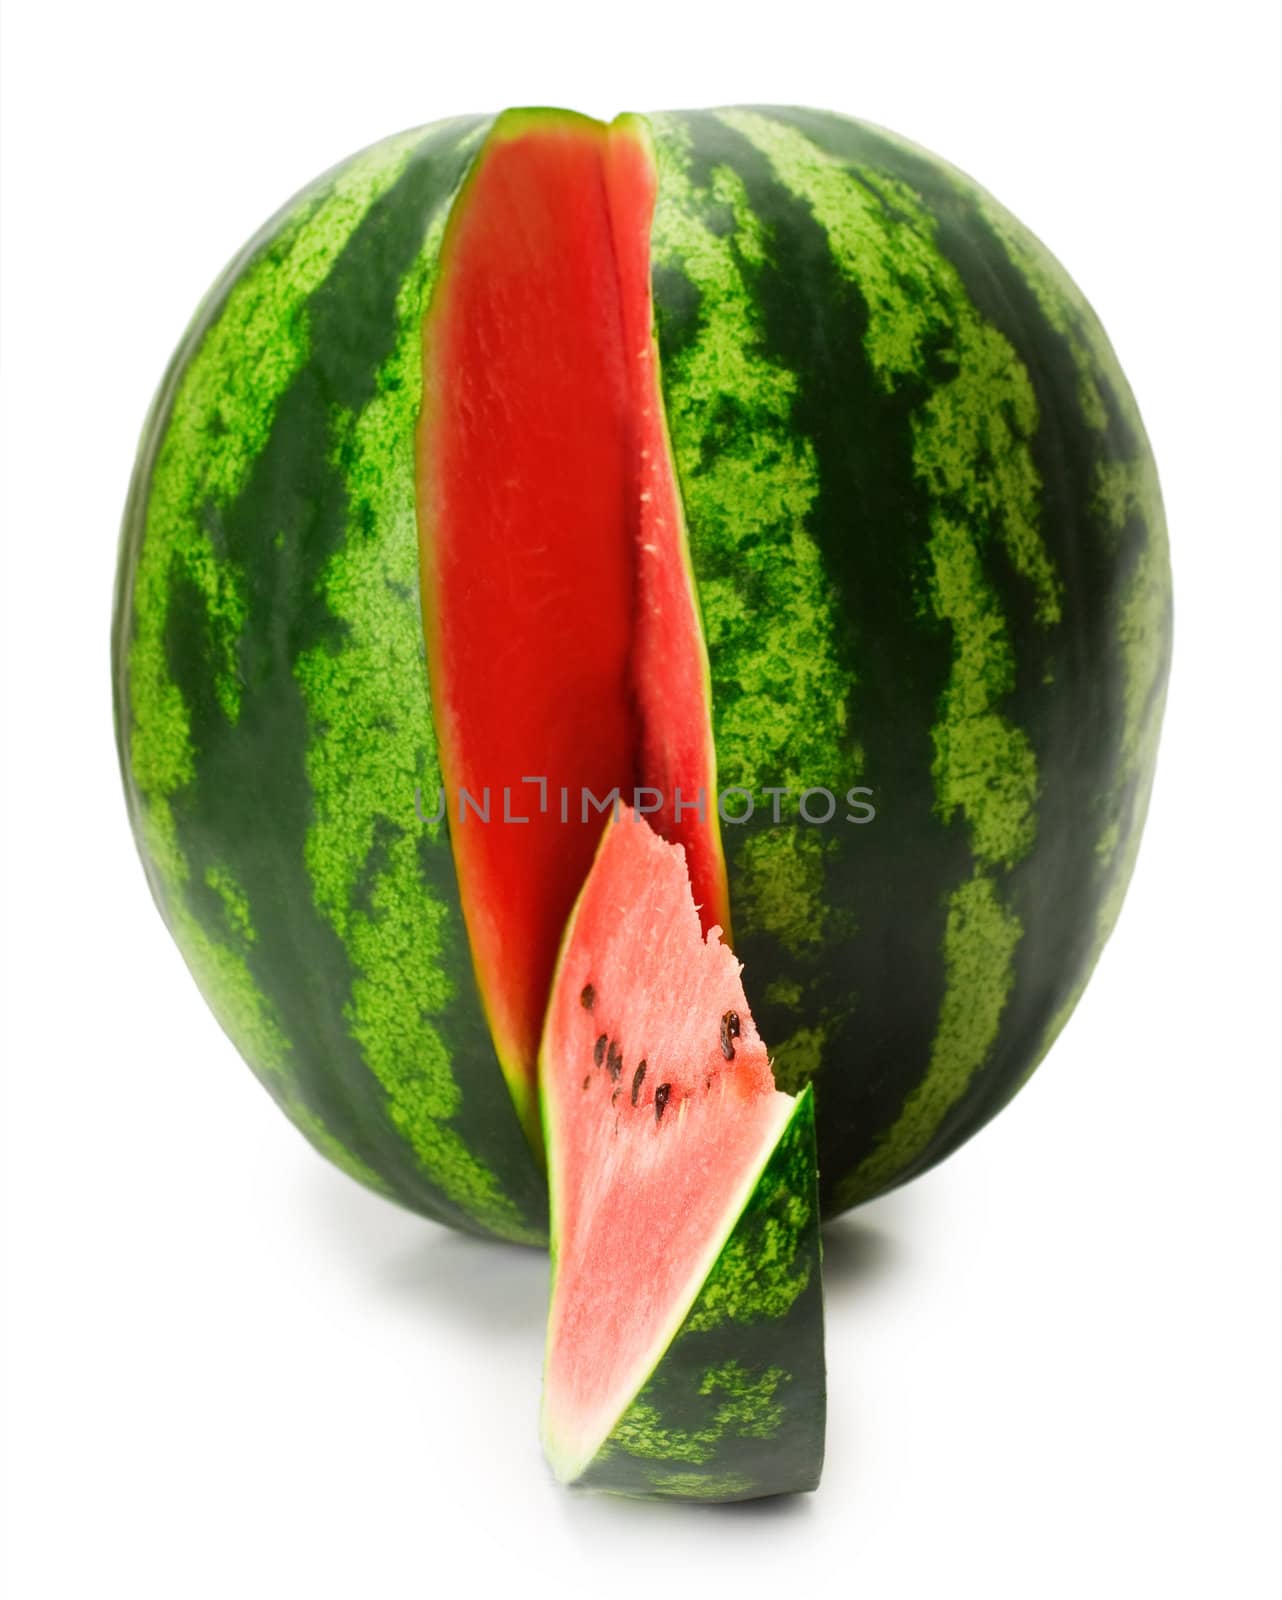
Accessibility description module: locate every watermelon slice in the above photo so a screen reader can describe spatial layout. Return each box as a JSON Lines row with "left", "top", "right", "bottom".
{"left": 539, "top": 809, "right": 825, "bottom": 1500}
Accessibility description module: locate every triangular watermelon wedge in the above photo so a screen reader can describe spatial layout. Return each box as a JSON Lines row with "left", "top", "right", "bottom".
{"left": 539, "top": 808, "right": 825, "bottom": 1501}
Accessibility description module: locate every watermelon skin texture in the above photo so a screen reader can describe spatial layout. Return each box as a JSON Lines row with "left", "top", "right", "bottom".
{"left": 645, "top": 110, "right": 1171, "bottom": 1213}
{"left": 112, "top": 115, "right": 548, "bottom": 1243}
{"left": 112, "top": 107, "right": 1171, "bottom": 1236}
{"left": 571, "top": 1088, "right": 825, "bottom": 1501}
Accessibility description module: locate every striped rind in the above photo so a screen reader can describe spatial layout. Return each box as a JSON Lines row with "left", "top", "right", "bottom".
{"left": 647, "top": 107, "right": 1171, "bottom": 1212}
{"left": 112, "top": 116, "right": 547, "bottom": 1243}
{"left": 114, "top": 104, "right": 1171, "bottom": 1234}
{"left": 572, "top": 1088, "right": 824, "bottom": 1501}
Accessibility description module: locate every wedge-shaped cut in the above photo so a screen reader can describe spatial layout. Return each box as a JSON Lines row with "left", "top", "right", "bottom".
{"left": 540, "top": 810, "right": 825, "bottom": 1500}
{"left": 418, "top": 111, "right": 725, "bottom": 1153}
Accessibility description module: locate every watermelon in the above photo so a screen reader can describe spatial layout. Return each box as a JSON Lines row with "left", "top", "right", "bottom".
{"left": 540, "top": 809, "right": 824, "bottom": 1500}
{"left": 112, "top": 104, "right": 1171, "bottom": 1241}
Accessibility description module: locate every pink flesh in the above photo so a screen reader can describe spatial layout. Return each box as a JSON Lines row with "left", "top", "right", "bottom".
{"left": 542, "top": 808, "right": 791, "bottom": 1469}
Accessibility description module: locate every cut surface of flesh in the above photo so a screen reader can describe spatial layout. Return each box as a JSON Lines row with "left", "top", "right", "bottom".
{"left": 540, "top": 810, "right": 821, "bottom": 1490}
{"left": 418, "top": 110, "right": 723, "bottom": 1144}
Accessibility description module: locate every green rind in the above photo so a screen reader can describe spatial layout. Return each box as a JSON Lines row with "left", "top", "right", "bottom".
{"left": 647, "top": 106, "right": 1171, "bottom": 1213}
{"left": 114, "top": 103, "right": 1171, "bottom": 1235}
{"left": 112, "top": 116, "right": 547, "bottom": 1243}
{"left": 572, "top": 1087, "right": 825, "bottom": 1501}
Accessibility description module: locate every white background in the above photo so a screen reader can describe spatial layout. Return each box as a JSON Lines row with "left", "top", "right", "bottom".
{"left": 2, "top": 2, "right": 1279, "bottom": 1595}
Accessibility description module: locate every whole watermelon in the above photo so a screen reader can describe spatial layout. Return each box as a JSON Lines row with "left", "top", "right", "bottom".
{"left": 112, "top": 107, "right": 1171, "bottom": 1243}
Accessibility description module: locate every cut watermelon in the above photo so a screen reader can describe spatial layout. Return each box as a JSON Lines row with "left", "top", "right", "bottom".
{"left": 540, "top": 809, "right": 825, "bottom": 1500}
{"left": 418, "top": 111, "right": 724, "bottom": 1151}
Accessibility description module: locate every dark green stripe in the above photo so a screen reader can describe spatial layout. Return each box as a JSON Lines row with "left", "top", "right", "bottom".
{"left": 726, "top": 109, "right": 1048, "bottom": 1203}
{"left": 771, "top": 109, "right": 1170, "bottom": 1186}
{"left": 651, "top": 107, "right": 1170, "bottom": 1211}
{"left": 650, "top": 112, "right": 963, "bottom": 1213}
{"left": 115, "top": 118, "right": 546, "bottom": 1241}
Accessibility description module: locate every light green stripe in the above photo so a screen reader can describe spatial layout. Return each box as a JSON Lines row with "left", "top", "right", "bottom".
{"left": 295, "top": 163, "right": 535, "bottom": 1242}
{"left": 152, "top": 815, "right": 390, "bottom": 1194}
{"left": 846, "top": 873, "right": 1021, "bottom": 1196}
{"left": 127, "top": 125, "right": 429, "bottom": 796}
{"left": 967, "top": 160, "right": 1172, "bottom": 1084}
{"left": 602, "top": 1362, "right": 787, "bottom": 1467}
{"left": 926, "top": 518, "right": 1038, "bottom": 871}
{"left": 123, "top": 129, "right": 430, "bottom": 1191}
{"left": 965, "top": 186, "right": 1111, "bottom": 433}
{"left": 934, "top": 133, "right": 1171, "bottom": 826}
{"left": 725, "top": 112, "right": 1052, "bottom": 1194}
{"left": 646, "top": 1470, "right": 755, "bottom": 1499}
{"left": 969, "top": 161, "right": 1172, "bottom": 835}
{"left": 648, "top": 114, "right": 851, "bottom": 1084}
{"left": 1029, "top": 508, "right": 1170, "bottom": 1078}
{"left": 969, "top": 155, "right": 1171, "bottom": 964}
{"left": 722, "top": 110, "right": 1062, "bottom": 629}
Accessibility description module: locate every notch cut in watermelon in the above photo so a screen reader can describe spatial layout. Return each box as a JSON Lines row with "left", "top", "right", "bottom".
{"left": 417, "top": 110, "right": 726, "bottom": 1148}
{"left": 540, "top": 808, "right": 824, "bottom": 1500}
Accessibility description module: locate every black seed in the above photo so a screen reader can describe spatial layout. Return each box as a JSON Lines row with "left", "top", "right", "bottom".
{"left": 593, "top": 1034, "right": 608, "bottom": 1067}
{"left": 580, "top": 983, "right": 596, "bottom": 1011}
{"left": 582, "top": 1074, "right": 591, "bottom": 1091}
{"left": 719, "top": 1010, "right": 741, "bottom": 1061}
{"left": 611, "top": 1086, "right": 621, "bottom": 1106}
{"left": 631, "top": 1061, "right": 647, "bottom": 1107}
{"left": 655, "top": 1083, "right": 671, "bottom": 1122}
{"left": 606, "top": 1040, "right": 623, "bottom": 1082}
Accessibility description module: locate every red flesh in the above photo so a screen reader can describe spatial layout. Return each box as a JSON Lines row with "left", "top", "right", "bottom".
{"left": 419, "top": 113, "right": 724, "bottom": 1135}
{"left": 602, "top": 129, "right": 730, "bottom": 932}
